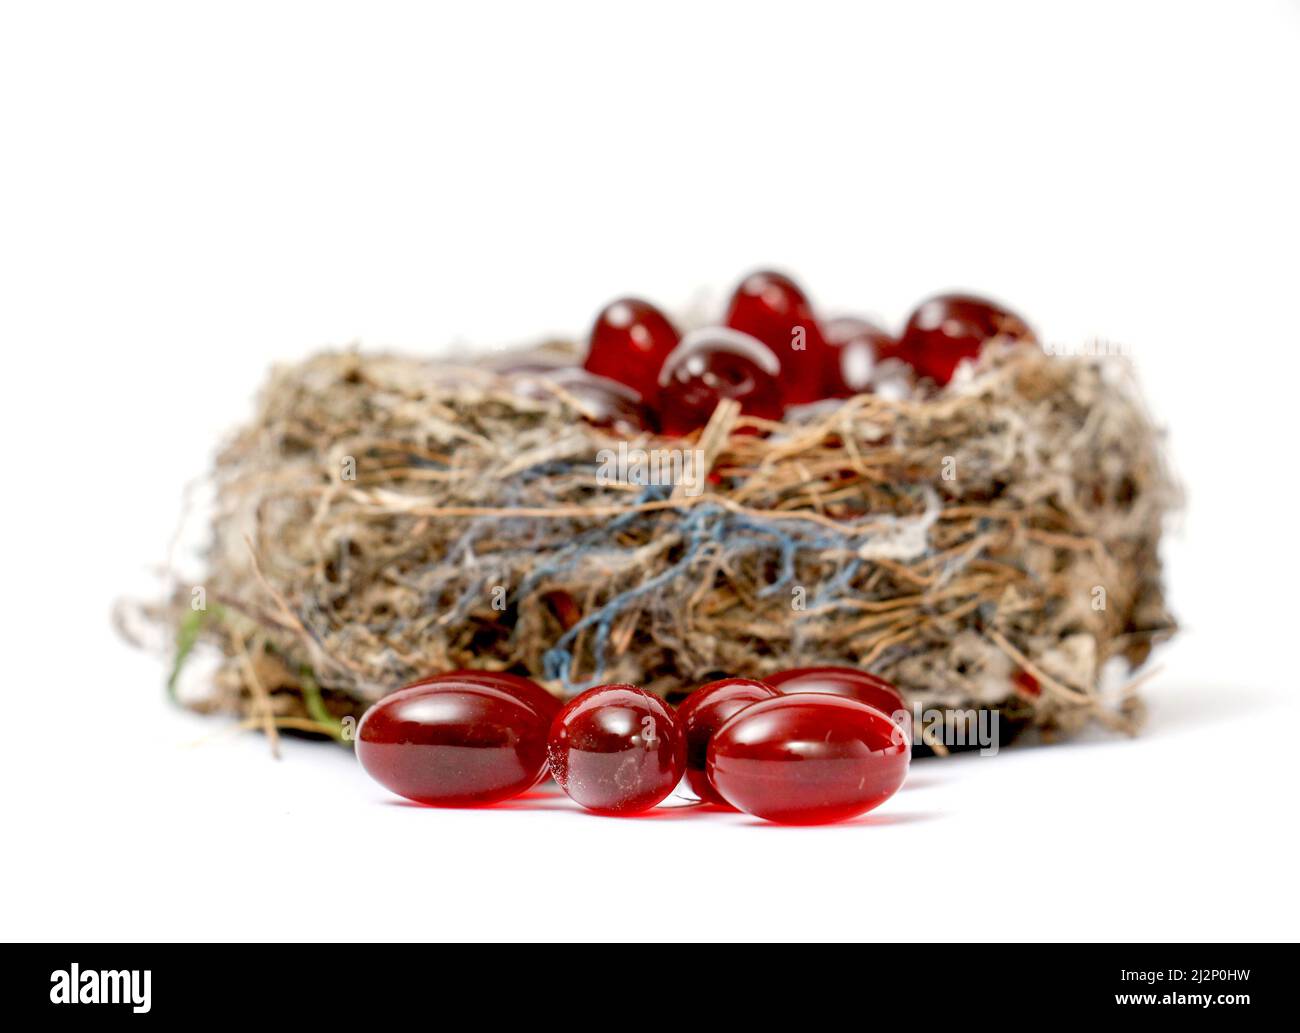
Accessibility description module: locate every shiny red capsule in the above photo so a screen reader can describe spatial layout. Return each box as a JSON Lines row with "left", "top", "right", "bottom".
{"left": 356, "top": 673, "right": 557, "bottom": 806}
{"left": 725, "top": 271, "right": 830, "bottom": 405}
{"left": 656, "top": 327, "right": 784, "bottom": 435}
{"left": 821, "top": 317, "right": 903, "bottom": 398}
{"left": 899, "top": 293, "right": 1035, "bottom": 385}
{"left": 547, "top": 684, "right": 685, "bottom": 815}
{"left": 675, "top": 678, "right": 780, "bottom": 806}
{"left": 431, "top": 670, "right": 561, "bottom": 786}
{"left": 583, "top": 298, "right": 680, "bottom": 404}
{"left": 765, "top": 665, "right": 911, "bottom": 738}
{"left": 708, "top": 694, "right": 910, "bottom": 824}
{"left": 434, "top": 670, "right": 562, "bottom": 721}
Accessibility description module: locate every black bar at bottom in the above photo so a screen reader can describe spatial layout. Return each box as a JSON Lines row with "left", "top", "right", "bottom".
{"left": 4, "top": 943, "right": 1281, "bottom": 1022}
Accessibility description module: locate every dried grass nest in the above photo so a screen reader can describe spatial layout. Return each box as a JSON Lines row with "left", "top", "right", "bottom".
{"left": 146, "top": 339, "right": 1178, "bottom": 753}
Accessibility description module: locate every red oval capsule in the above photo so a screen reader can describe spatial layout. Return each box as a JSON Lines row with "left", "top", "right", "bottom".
{"left": 724, "top": 270, "right": 830, "bottom": 405}
{"left": 356, "top": 675, "right": 555, "bottom": 806}
{"left": 431, "top": 670, "right": 562, "bottom": 722}
{"left": 584, "top": 297, "right": 680, "bottom": 405}
{"left": 707, "top": 694, "right": 910, "bottom": 824}
{"left": 765, "top": 665, "right": 911, "bottom": 738}
{"left": 656, "top": 327, "right": 783, "bottom": 435}
{"left": 675, "top": 677, "right": 780, "bottom": 806}
{"left": 821, "top": 316, "right": 905, "bottom": 398}
{"left": 547, "top": 684, "right": 684, "bottom": 815}
{"left": 899, "top": 293, "right": 1035, "bottom": 385}
{"left": 428, "top": 670, "right": 561, "bottom": 787}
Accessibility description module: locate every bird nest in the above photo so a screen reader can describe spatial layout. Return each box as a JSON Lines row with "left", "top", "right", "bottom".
{"left": 147, "top": 340, "right": 1178, "bottom": 752}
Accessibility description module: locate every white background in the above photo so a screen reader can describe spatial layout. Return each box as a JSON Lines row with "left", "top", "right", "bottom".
{"left": 2, "top": 1, "right": 1298, "bottom": 942}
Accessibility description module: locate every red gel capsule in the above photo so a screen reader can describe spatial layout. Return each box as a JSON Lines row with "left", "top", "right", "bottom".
{"left": 725, "top": 270, "right": 830, "bottom": 405}
{"left": 412, "top": 670, "right": 561, "bottom": 787}
{"left": 822, "top": 317, "right": 903, "bottom": 398}
{"left": 356, "top": 675, "right": 555, "bottom": 806}
{"left": 899, "top": 293, "right": 1035, "bottom": 385}
{"left": 432, "top": 670, "right": 562, "bottom": 721}
{"left": 675, "top": 677, "right": 780, "bottom": 806}
{"left": 707, "top": 694, "right": 910, "bottom": 825}
{"left": 583, "top": 298, "right": 680, "bottom": 405}
{"left": 547, "top": 684, "right": 684, "bottom": 815}
{"left": 656, "top": 327, "right": 783, "bottom": 435}
{"left": 765, "top": 665, "right": 911, "bottom": 738}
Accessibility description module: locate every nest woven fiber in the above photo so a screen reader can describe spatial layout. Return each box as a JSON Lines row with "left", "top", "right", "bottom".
{"left": 161, "top": 340, "right": 1177, "bottom": 750}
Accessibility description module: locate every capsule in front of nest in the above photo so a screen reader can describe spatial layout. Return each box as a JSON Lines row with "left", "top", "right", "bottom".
{"left": 708, "top": 694, "right": 909, "bottom": 824}
{"left": 356, "top": 672, "right": 558, "bottom": 806}
{"left": 675, "top": 677, "right": 780, "bottom": 806}
{"left": 765, "top": 665, "right": 911, "bottom": 740}
{"left": 547, "top": 684, "right": 684, "bottom": 815}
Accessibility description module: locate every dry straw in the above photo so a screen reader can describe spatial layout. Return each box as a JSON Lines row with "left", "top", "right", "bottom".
{"left": 145, "top": 340, "right": 1178, "bottom": 751}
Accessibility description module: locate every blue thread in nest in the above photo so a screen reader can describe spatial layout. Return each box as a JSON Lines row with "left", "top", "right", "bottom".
{"left": 537, "top": 498, "right": 880, "bottom": 693}
{"left": 542, "top": 502, "right": 724, "bottom": 688}
{"left": 417, "top": 446, "right": 914, "bottom": 693}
